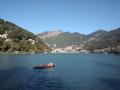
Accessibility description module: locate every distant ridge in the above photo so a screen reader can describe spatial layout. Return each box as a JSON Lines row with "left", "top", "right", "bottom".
{"left": 37, "top": 30, "right": 87, "bottom": 47}
{"left": 37, "top": 29, "right": 62, "bottom": 39}
{"left": 37, "top": 28, "right": 120, "bottom": 53}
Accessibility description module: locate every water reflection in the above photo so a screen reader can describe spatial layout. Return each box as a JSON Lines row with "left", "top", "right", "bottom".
{"left": 100, "top": 78, "right": 120, "bottom": 90}
{"left": 0, "top": 54, "right": 120, "bottom": 90}
{"left": 92, "top": 61, "right": 120, "bottom": 69}
{"left": 0, "top": 67, "right": 66, "bottom": 90}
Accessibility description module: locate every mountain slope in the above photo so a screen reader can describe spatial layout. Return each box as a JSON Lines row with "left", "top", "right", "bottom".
{"left": 38, "top": 31, "right": 87, "bottom": 48}
{"left": 38, "top": 28, "right": 120, "bottom": 53}
{"left": 0, "top": 19, "right": 49, "bottom": 53}
{"left": 87, "top": 30, "right": 108, "bottom": 38}
{"left": 37, "top": 30, "right": 62, "bottom": 39}
{"left": 84, "top": 28, "right": 120, "bottom": 53}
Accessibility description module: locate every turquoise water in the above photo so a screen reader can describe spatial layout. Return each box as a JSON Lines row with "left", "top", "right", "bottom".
{"left": 0, "top": 53, "right": 120, "bottom": 90}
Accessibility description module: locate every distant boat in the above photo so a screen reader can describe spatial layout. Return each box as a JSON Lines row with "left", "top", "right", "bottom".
{"left": 33, "top": 63, "right": 55, "bottom": 69}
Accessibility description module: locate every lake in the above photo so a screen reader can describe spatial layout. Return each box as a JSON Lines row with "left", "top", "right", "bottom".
{"left": 0, "top": 53, "right": 120, "bottom": 90}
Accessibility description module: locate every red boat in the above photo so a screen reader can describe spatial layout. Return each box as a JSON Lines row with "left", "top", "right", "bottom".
{"left": 33, "top": 63, "right": 55, "bottom": 69}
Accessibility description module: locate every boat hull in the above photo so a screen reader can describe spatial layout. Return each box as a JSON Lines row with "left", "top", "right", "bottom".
{"left": 33, "top": 65, "right": 55, "bottom": 69}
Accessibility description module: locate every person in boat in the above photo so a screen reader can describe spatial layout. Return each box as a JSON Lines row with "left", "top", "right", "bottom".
{"left": 47, "top": 63, "right": 54, "bottom": 67}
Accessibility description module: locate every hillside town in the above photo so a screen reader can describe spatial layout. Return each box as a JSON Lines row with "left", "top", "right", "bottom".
{"left": 50, "top": 44, "right": 90, "bottom": 53}
{"left": 48, "top": 43, "right": 120, "bottom": 54}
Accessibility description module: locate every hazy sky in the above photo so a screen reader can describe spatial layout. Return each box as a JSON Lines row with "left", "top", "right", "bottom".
{"left": 0, "top": 0, "right": 120, "bottom": 34}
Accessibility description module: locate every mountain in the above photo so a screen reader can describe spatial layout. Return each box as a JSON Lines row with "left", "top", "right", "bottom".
{"left": 0, "top": 19, "right": 50, "bottom": 54}
{"left": 38, "top": 28, "right": 120, "bottom": 53}
{"left": 84, "top": 30, "right": 108, "bottom": 49}
{"left": 84, "top": 28, "right": 120, "bottom": 53}
{"left": 87, "top": 30, "right": 108, "bottom": 38}
{"left": 37, "top": 30, "right": 62, "bottom": 39}
{"left": 38, "top": 31, "right": 87, "bottom": 48}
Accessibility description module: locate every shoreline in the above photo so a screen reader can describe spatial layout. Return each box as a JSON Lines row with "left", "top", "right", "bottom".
{"left": 0, "top": 52, "right": 119, "bottom": 55}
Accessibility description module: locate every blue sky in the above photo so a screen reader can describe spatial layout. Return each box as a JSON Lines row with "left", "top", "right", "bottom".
{"left": 0, "top": 0, "right": 120, "bottom": 34}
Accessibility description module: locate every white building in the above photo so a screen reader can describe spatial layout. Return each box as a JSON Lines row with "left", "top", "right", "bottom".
{"left": 0, "top": 34, "right": 8, "bottom": 39}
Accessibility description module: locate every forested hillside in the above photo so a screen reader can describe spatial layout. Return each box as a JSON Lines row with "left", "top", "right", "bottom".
{"left": 38, "top": 28, "right": 120, "bottom": 53}
{"left": 0, "top": 19, "right": 50, "bottom": 54}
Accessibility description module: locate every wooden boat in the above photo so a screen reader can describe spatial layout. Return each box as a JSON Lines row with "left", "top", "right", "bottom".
{"left": 33, "top": 63, "right": 55, "bottom": 69}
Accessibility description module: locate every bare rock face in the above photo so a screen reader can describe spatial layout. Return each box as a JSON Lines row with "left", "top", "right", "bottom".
{"left": 38, "top": 30, "right": 62, "bottom": 39}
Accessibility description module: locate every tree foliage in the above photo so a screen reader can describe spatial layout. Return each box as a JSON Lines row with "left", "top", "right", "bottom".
{"left": 0, "top": 19, "right": 49, "bottom": 53}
